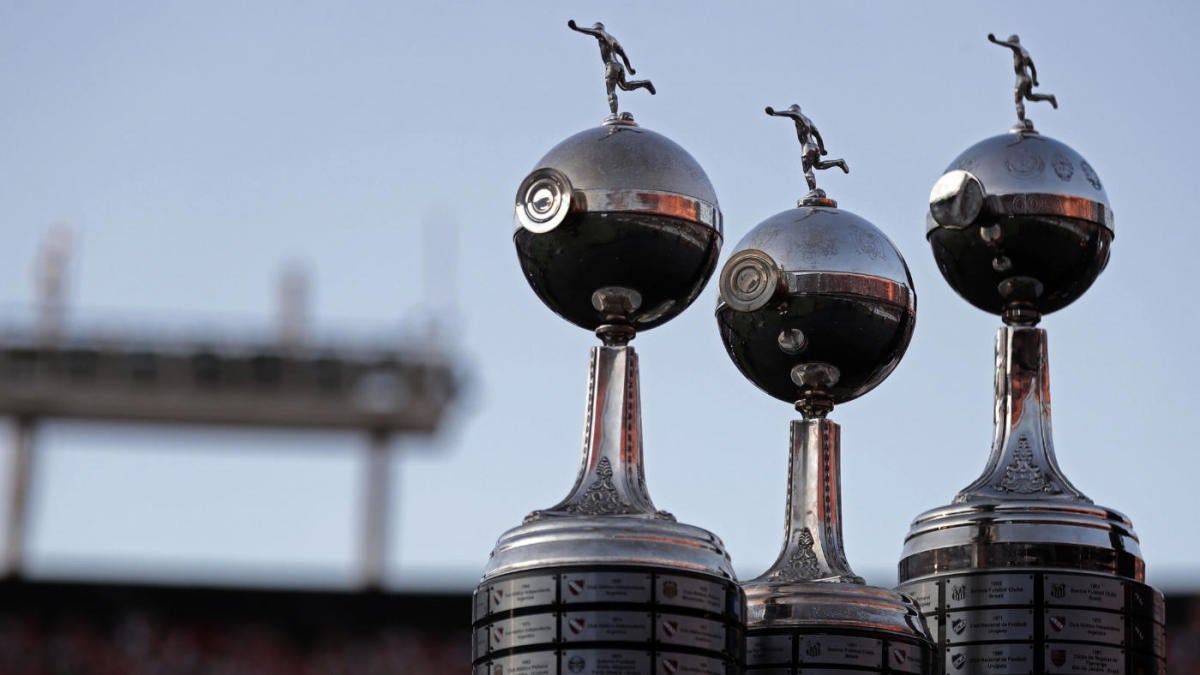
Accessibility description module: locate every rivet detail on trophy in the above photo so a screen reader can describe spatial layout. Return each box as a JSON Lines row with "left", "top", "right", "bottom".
{"left": 899, "top": 34, "right": 1165, "bottom": 675}
{"left": 475, "top": 21, "right": 744, "bottom": 675}
{"left": 716, "top": 105, "right": 932, "bottom": 674}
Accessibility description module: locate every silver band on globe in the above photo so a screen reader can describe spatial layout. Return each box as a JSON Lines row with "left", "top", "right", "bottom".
{"left": 715, "top": 104, "right": 933, "bottom": 674}
{"left": 474, "top": 21, "right": 743, "bottom": 675}
{"left": 897, "top": 34, "right": 1165, "bottom": 675}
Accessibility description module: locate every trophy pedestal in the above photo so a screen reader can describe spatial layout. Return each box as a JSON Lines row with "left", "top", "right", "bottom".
{"left": 898, "top": 327, "right": 1165, "bottom": 674}
{"left": 472, "top": 346, "right": 744, "bottom": 675}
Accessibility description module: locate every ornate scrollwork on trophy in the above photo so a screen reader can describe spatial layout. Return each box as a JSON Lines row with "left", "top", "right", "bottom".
{"left": 996, "top": 438, "right": 1062, "bottom": 495}
{"left": 776, "top": 527, "right": 822, "bottom": 580}
{"left": 563, "top": 457, "right": 637, "bottom": 516}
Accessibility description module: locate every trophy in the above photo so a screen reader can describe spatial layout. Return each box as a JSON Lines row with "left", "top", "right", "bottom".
{"left": 472, "top": 21, "right": 744, "bottom": 675}
{"left": 716, "top": 105, "right": 932, "bottom": 674}
{"left": 896, "top": 35, "right": 1165, "bottom": 675}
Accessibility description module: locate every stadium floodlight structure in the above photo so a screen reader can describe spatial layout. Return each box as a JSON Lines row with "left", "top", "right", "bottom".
{"left": 0, "top": 239, "right": 461, "bottom": 587}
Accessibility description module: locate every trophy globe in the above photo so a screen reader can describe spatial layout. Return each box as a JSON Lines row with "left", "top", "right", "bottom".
{"left": 473, "top": 21, "right": 743, "bottom": 675}
{"left": 897, "top": 34, "right": 1165, "bottom": 675}
{"left": 716, "top": 105, "right": 932, "bottom": 674}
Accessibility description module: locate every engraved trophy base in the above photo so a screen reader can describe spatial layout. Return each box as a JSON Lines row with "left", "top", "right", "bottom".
{"left": 473, "top": 517, "right": 745, "bottom": 675}
{"left": 897, "top": 328, "right": 1165, "bottom": 674}
{"left": 744, "top": 581, "right": 930, "bottom": 674}
{"left": 472, "top": 346, "right": 745, "bottom": 674}
{"left": 744, "top": 420, "right": 932, "bottom": 674}
{"left": 898, "top": 502, "right": 1165, "bottom": 675}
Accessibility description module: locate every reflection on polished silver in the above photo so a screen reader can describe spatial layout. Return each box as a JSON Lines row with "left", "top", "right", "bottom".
{"left": 926, "top": 118, "right": 1113, "bottom": 322}
{"left": 522, "top": 347, "right": 666, "bottom": 522}
{"left": 902, "top": 40, "right": 1164, "bottom": 674}
{"left": 717, "top": 205, "right": 915, "bottom": 406}
{"left": 513, "top": 119, "right": 722, "bottom": 334}
{"left": 765, "top": 104, "right": 848, "bottom": 205}
{"left": 568, "top": 20, "right": 656, "bottom": 117}
{"left": 717, "top": 109, "right": 931, "bottom": 673}
{"left": 480, "top": 25, "right": 742, "bottom": 673}
{"left": 988, "top": 33, "right": 1058, "bottom": 130}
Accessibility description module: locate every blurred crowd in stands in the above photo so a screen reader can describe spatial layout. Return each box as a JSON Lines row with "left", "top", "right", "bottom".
{"left": 0, "top": 611, "right": 468, "bottom": 675}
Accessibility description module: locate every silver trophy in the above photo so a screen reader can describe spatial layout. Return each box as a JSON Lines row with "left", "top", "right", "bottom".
{"left": 897, "top": 34, "right": 1165, "bottom": 675}
{"left": 715, "top": 105, "right": 932, "bottom": 674}
{"left": 473, "top": 21, "right": 744, "bottom": 675}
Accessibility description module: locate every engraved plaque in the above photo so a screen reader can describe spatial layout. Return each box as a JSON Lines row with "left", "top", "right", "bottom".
{"left": 888, "top": 641, "right": 927, "bottom": 675}
{"left": 1043, "top": 574, "right": 1125, "bottom": 611}
{"left": 944, "top": 608, "right": 1034, "bottom": 644}
{"left": 488, "top": 650, "right": 558, "bottom": 675}
{"left": 945, "top": 643, "right": 1033, "bottom": 674}
{"left": 798, "top": 634, "right": 882, "bottom": 667}
{"left": 744, "top": 668, "right": 790, "bottom": 675}
{"left": 491, "top": 575, "right": 557, "bottom": 613}
{"left": 1042, "top": 643, "right": 1123, "bottom": 674}
{"left": 656, "top": 614, "right": 726, "bottom": 651}
{"left": 1043, "top": 608, "right": 1125, "bottom": 644}
{"left": 560, "top": 611, "right": 652, "bottom": 643}
{"left": 924, "top": 612, "right": 941, "bottom": 640}
{"left": 657, "top": 574, "right": 727, "bottom": 613}
{"left": 1127, "top": 617, "right": 1166, "bottom": 655}
{"left": 488, "top": 613, "right": 557, "bottom": 651}
{"left": 475, "top": 589, "right": 490, "bottom": 619}
{"left": 747, "top": 633, "right": 792, "bottom": 665}
{"left": 656, "top": 652, "right": 725, "bottom": 674}
{"left": 473, "top": 625, "right": 489, "bottom": 659}
{"left": 561, "top": 571, "right": 653, "bottom": 605}
{"left": 560, "top": 649, "right": 651, "bottom": 675}
{"left": 944, "top": 573, "right": 1034, "bottom": 610}
{"left": 905, "top": 580, "right": 940, "bottom": 615}
{"left": 1129, "top": 582, "right": 1165, "bottom": 623}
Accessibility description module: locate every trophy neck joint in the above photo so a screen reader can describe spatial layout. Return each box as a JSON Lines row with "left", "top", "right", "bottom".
{"left": 955, "top": 325, "right": 1090, "bottom": 504}
{"left": 758, "top": 418, "right": 862, "bottom": 584}
{"left": 526, "top": 345, "right": 671, "bottom": 522}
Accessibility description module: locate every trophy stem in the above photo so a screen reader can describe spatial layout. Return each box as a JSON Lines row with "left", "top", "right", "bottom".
{"left": 526, "top": 344, "right": 669, "bottom": 520}
{"left": 955, "top": 325, "right": 1089, "bottom": 503}
{"left": 757, "top": 418, "right": 861, "bottom": 584}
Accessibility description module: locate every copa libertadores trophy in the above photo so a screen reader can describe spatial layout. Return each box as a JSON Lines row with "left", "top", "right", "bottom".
{"left": 896, "top": 34, "right": 1165, "bottom": 675}
{"left": 472, "top": 21, "right": 745, "bottom": 675}
{"left": 716, "top": 105, "right": 933, "bottom": 674}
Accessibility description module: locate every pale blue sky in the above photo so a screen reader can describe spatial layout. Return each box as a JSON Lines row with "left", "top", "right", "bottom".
{"left": 1, "top": 2, "right": 1197, "bottom": 592}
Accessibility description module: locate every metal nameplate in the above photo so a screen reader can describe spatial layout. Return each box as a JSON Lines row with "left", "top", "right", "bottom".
{"left": 560, "top": 571, "right": 653, "bottom": 605}
{"left": 901, "top": 580, "right": 939, "bottom": 616}
{"left": 657, "top": 574, "right": 727, "bottom": 613}
{"left": 559, "top": 649, "right": 651, "bottom": 675}
{"left": 944, "top": 573, "right": 1034, "bottom": 610}
{"left": 655, "top": 652, "right": 725, "bottom": 674}
{"left": 1044, "top": 608, "right": 1125, "bottom": 644}
{"left": 887, "top": 641, "right": 926, "bottom": 674}
{"left": 1129, "top": 582, "right": 1165, "bottom": 622}
{"left": 559, "top": 611, "right": 652, "bottom": 643}
{"left": 1042, "top": 643, "right": 1124, "bottom": 674}
{"left": 473, "top": 625, "right": 488, "bottom": 660}
{"left": 743, "top": 668, "right": 791, "bottom": 675}
{"left": 945, "top": 643, "right": 1034, "bottom": 675}
{"left": 1129, "top": 617, "right": 1165, "bottom": 654}
{"left": 798, "top": 634, "right": 882, "bottom": 668}
{"left": 487, "top": 613, "right": 557, "bottom": 652}
{"left": 486, "top": 650, "right": 557, "bottom": 675}
{"left": 489, "top": 574, "right": 557, "bottom": 613}
{"left": 1043, "top": 574, "right": 1125, "bottom": 611}
{"left": 924, "top": 613, "right": 941, "bottom": 640}
{"left": 945, "top": 608, "right": 1034, "bottom": 644}
{"left": 746, "top": 633, "right": 792, "bottom": 665}
{"left": 474, "top": 589, "right": 490, "bottom": 620}
{"left": 656, "top": 613, "right": 726, "bottom": 652}
{"left": 796, "top": 670, "right": 877, "bottom": 675}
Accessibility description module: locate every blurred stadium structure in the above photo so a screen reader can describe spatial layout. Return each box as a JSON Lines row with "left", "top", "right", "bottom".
{"left": 2, "top": 231, "right": 1198, "bottom": 673}
{"left": 0, "top": 230, "right": 470, "bottom": 671}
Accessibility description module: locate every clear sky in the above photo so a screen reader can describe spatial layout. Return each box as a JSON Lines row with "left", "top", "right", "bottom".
{"left": 1, "top": 2, "right": 1197, "bottom": 593}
